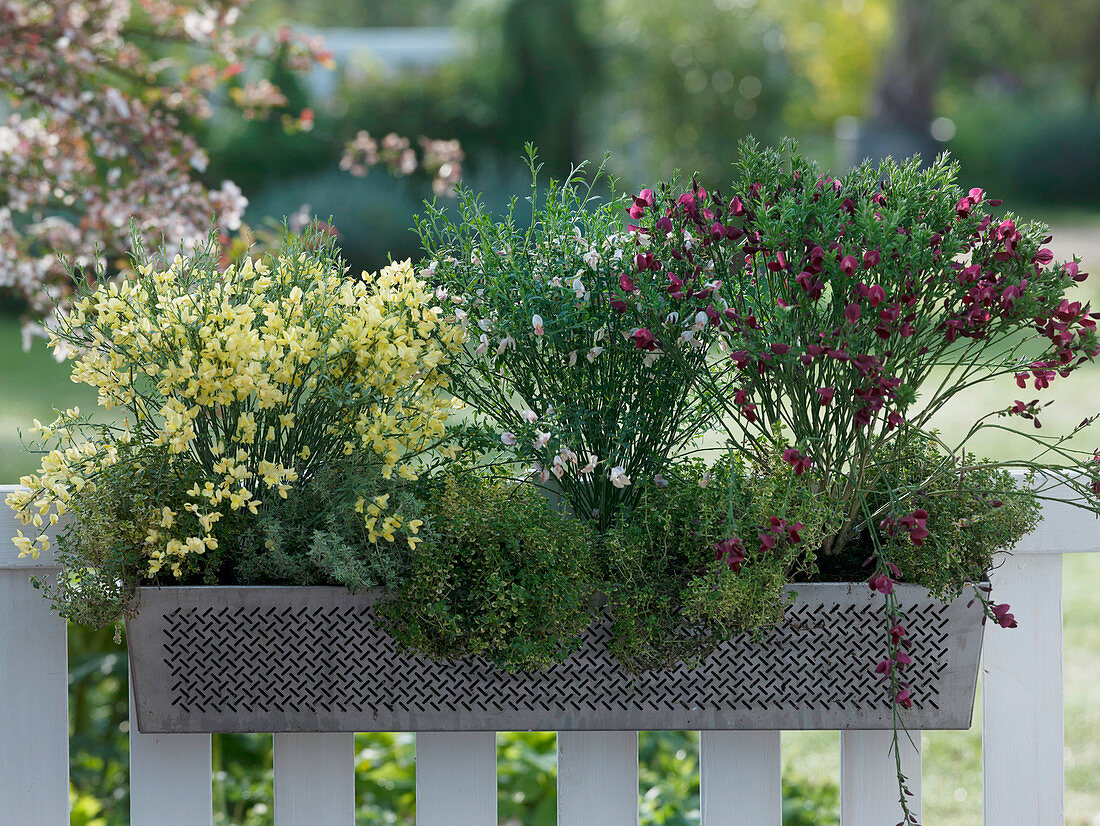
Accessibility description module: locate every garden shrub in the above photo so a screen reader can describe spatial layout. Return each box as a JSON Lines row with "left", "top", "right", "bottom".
{"left": 605, "top": 450, "right": 830, "bottom": 672}
{"left": 381, "top": 471, "right": 599, "bottom": 671}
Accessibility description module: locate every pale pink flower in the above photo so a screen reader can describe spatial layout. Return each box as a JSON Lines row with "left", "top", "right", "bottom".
{"left": 568, "top": 350, "right": 578, "bottom": 367}
{"left": 520, "top": 409, "right": 538, "bottom": 423}
{"left": 654, "top": 474, "right": 669, "bottom": 488}
{"left": 551, "top": 455, "right": 565, "bottom": 479}
{"left": 500, "top": 432, "right": 516, "bottom": 447}
{"left": 587, "top": 346, "right": 604, "bottom": 362}
{"left": 475, "top": 333, "right": 489, "bottom": 356}
{"left": 610, "top": 466, "right": 632, "bottom": 489}
{"left": 699, "top": 471, "right": 712, "bottom": 488}
{"left": 533, "top": 430, "right": 551, "bottom": 449}
{"left": 580, "top": 455, "right": 599, "bottom": 475}
{"left": 532, "top": 314, "right": 544, "bottom": 336}
{"left": 495, "top": 335, "right": 515, "bottom": 355}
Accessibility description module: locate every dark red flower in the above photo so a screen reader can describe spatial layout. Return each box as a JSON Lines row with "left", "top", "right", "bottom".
{"left": 840, "top": 255, "right": 858, "bottom": 276}
{"left": 845, "top": 303, "right": 862, "bottom": 324}
{"left": 863, "top": 250, "right": 881, "bottom": 268}
{"left": 869, "top": 573, "right": 895, "bottom": 595}
{"left": 1033, "top": 248, "right": 1054, "bottom": 267}
{"left": 633, "top": 327, "right": 657, "bottom": 351}
{"left": 781, "top": 447, "right": 813, "bottom": 476}
{"left": 894, "top": 688, "right": 913, "bottom": 709}
{"left": 714, "top": 536, "right": 747, "bottom": 572}
{"left": 991, "top": 603, "right": 1017, "bottom": 628}
{"left": 619, "top": 273, "right": 636, "bottom": 292}
{"left": 816, "top": 386, "right": 835, "bottom": 406}
{"left": 628, "top": 189, "right": 655, "bottom": 219}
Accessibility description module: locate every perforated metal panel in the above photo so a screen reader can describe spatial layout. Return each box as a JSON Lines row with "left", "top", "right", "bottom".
{"left": 126, "top": 584, "right": 983, "bottom": 733}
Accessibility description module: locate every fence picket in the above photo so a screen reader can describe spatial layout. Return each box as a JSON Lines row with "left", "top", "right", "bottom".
{"left": 415, "top": 732, "right": 497, "bottom": 826}
{"left": 129, "top": 685, "right": 213, "bottom": 825}
{"left": 273, "top": 732, "right": 355, "bottom": 825}
{"left": 699, "top": 730, "right": 781, "bottom": 826}
{"left": 0, "top": 505, "right": 69, "bottom": 826}
{"left": 557, "top": 731, "right": 638, "bottom": 826}
{"left": 840, "top": 730, "right": 921, "bottom": 826}
{"left": 983, "top": 551, "right": 1064, "bottom": 826}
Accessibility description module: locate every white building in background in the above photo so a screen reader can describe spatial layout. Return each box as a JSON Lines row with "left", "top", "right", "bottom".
{"left": 300, "top": 27, "right": 463, "bottom": 101}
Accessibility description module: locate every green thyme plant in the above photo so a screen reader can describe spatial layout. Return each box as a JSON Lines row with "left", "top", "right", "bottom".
{"left": 605, "top": 449, "right": 829, "bottom": 672}
{"left": 380, "top": 470, "right": 599, "bottom": 671}
{"left": 870, "top": 437, "right": 1042, "bottom": 600}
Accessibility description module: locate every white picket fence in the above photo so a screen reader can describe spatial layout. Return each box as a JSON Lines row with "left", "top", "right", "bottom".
{"left": 1, "top": 482, "right": 1095, "bottom": 826}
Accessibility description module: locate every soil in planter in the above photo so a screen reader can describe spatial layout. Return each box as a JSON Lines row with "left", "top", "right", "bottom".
{"left": 790, "top": 531, "right": 877, "bottom": 584}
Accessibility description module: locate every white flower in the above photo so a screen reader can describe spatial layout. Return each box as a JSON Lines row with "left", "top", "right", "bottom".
{"left": 520, "top": 409, "right": 538, "bottom": 423}
{"left": 643, "top": 352, "right": 661, "bottom": 367}
{"left": 559, "top": 447, "right": 578, "bottom": 465}
{"left": 583, "top": 248, "right": 601, "bottom": 269}
{"left": 478, "top": 317, "right": 494, "bottom": 333}
{"left": 610, "top": 466, "right": 632, "bottom": 489}
{"left": 533, "top": 430, "right": 551, "bottom": 449}
{"left": 550, "top": 276, "right": 563, "bottom": 288}
{"left": 587, "top": 346, "right": 604, "bottom": 362}
{"left": 666, "top": 312, "right": 680, "bottom": 324}
{"left": 699, "top": 471, "right": 712, "bottom": 488}
{"left": 496, "top": 335, "right": 516, "bottom": 356}
{"left": 572, "top": 276, "right": 586, "bottom": 300}
{"left": 475, "top": 333, "right": 490, "bottom": 356}
{"left": 693, "top": 311, "right": 709, "bottom": 330}
{"left": 551, "top": 455, "right": 566, "bottom": 479}
{"left": 594, "top": 327, "right": 607, "bottom": 343}
{"left": 533, "top": 463, "right": 550, "bottom": 484}
{"left": 580, "top": 455, "right": 599, "bottom": 475}
{"left": 500, "top": 432, "right": 517, "bottom": 447}
{"left": 532, "top": 314, "right": 544, "bottom": 336}
{"left": 568, "top": 350, "right": 578, "bottom": 367}
{"left": 454, "top": 308, "right": 468, "bottom": 325}
{"left": 654, "top": 473, "right": 669, "bottom": 488}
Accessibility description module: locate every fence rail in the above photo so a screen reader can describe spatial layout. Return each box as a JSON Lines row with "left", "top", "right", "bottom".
{"left": 1, "top": 482, "right": 1093, "bottom": 825}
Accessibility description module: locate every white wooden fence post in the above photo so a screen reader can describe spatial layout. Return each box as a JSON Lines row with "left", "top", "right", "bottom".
{"left": 699, "top": 730, "right": 781, "bottom": 826}
{"left": 273, "top": 732, "right": 356, "bottom": 825}
{"left": 0, "top": 496, "right": 69, "bottom": 825}
{"left": 415, "top": 732, "right": 497, "bottom": 826}
{"left": 557, "top": 731, "right": 638, "bottom": 826}
{"left": 129, "top": 683, "right": 213, "bottom": 826}
{"left": 983, "top": 551, "right": 1064, "bottom": 826}
{"left": 840, "top": 729, "right": 921, "bottom": 826}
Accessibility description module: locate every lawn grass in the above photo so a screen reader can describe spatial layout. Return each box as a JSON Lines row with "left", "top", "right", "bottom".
{"left": 2, "top": 213, "right": 1098, "bottom": 824}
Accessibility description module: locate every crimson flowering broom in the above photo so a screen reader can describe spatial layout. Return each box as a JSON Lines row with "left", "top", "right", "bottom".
{"left": 626, "top": 138, "right": 1099, "bottom": 567}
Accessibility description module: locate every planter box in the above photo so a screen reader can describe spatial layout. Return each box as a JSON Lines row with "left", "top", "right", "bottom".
{"left": 126, "top": 583, "right": 983, "bottom": 734}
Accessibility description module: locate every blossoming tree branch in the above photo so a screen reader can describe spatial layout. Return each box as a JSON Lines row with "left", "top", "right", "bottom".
{"left": 0, "top": 0, "right": 463, "bottom": 342}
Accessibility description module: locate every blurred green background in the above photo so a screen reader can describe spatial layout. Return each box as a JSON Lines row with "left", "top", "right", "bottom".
{"left": 4, "top": 0, "right": 1099, "bottom": 822}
